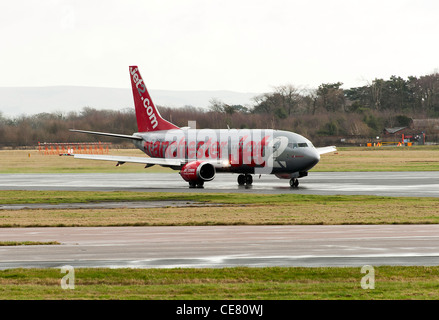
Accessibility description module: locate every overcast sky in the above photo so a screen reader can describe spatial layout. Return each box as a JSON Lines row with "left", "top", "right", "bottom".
{"left": 1, "top": 0, "right": 438, "bottom": 93}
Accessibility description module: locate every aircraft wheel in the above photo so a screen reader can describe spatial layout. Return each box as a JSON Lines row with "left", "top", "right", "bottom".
{"left": 289, "top": 178, "right": 299, "bottom": 188}
{"left": 189, "top": 181, "right": 197, "bottom": 188}
{"left": 237, "top": 174, "right": 246, "bottom": 186}
{"left": 196, "top": 181, "right": 204, "bottom": 188}
{"left": 245, "top": 174, "right": 253, "bottom": 185}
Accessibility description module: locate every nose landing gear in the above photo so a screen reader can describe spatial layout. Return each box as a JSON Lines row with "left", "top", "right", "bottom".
{"left": 289, "top": 178, "right": 299, "bottom": 188}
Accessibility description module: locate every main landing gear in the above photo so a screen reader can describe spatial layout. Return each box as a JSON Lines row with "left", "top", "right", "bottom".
{"left": 289, "top": 178, "right": 299, "bottom": 188}
{"left": 189, "top": 181, "right": 204, "bottom": 188}
{"left": 237, "top": 174, "right": 253, "bottom": 186}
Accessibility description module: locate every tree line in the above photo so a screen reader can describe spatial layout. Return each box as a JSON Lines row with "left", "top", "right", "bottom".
{"left": 1, "top": 72, "right": 439, "bottom": 148}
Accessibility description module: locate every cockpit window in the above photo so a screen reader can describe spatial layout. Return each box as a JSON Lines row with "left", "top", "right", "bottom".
{"left": 288, "top": 143, "right": 298, "bottom": 149}
{"left": 288, "top": 142, "right": 309, "bottom": 148}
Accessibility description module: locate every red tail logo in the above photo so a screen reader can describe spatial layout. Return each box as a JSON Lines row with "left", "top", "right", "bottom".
{"left": 130, "top": 66, "right": 179, "bottom": 132}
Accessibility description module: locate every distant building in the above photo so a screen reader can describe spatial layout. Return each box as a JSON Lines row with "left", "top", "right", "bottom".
{"left": 383, "top": 127, "right": 408, "bottom": 135}
{"left": 411, "top": 119, "right": 439, "bottom": 143}
{"left": 383, "top": 126, "right": 420, "bottom": 143}
{"left": 410, "top": 119, "right": 439, "bottom": 131}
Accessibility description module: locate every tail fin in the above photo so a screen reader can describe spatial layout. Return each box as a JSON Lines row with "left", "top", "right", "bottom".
{"left": 129, "top": 66, "right": 180, "bottom": 132}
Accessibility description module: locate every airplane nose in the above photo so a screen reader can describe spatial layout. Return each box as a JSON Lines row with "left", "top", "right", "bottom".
{"left": 307, "top": 150, "right": 320, "bottom": 169}
{"left": 314, "top": 150, "right": 321, "bottom": 162}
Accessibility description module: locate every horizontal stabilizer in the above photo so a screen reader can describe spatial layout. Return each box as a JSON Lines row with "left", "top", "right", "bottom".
{"left": 70, "top": 129, "right": 143, "bottom": 140}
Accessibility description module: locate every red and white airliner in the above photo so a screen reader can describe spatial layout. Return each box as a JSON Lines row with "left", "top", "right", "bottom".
{"left": 70, "top": 66, "right": 336, "bottom": 188}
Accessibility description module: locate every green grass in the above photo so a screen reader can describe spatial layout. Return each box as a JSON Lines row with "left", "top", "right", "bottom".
{"left": 1, "top": 266, "right": 439, "bottom": 300}
{"left": 0, "top": 189, "right": 425, "bottom": 205}
{"left": 1, "top": 191, "right": 438, "bottom": 227}
{"left": 0, "top": 149, "right": 172, "bottom": 174}
{"left": 313, "top": 145, "right": 439, "bottom": 172}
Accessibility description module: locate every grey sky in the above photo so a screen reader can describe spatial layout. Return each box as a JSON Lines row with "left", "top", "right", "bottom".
{"left": 1, "top": 0, "right": 438, "bottom": 92}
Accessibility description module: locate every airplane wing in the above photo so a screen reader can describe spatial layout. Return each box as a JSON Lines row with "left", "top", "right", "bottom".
{"left": 70, "top": 154, "right": 232, "bottom": 169}
{"left": 315, "top": 146, "right": 337, "bottom": 155}
{"left": 71, "top": 154, "right": 183, "bottom": 167}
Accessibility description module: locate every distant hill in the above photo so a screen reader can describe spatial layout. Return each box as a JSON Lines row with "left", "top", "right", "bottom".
{"left": 0, "top": 86, "right": 259, "bottom": 117}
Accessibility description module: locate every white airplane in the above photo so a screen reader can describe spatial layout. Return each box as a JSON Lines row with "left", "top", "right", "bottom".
{"left": 70, "top": 66, "right": 336, "bottom": 188}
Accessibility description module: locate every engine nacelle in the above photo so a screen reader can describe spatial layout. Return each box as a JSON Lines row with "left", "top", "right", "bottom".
{"left": 180, "top": 161, "right": 216, "bottom": 182}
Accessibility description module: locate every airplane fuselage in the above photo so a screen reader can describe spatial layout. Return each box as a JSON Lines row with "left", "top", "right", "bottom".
{"left": 132, "top": 128, "right": 320, "bottom": 177}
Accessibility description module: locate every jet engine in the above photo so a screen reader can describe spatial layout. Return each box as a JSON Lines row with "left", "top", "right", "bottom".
{"left": 180, "top": 160, "right": 216, "bottom": 187}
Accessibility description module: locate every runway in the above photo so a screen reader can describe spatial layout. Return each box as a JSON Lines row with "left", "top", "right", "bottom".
{"left": 1, "top": 171, "right": 439, "bottom": 197}
{"left": 1, "top": 225, "right": 439, "bottom": 269}
{"left": 1, "top": 171, "right": 438, "bottom": 269}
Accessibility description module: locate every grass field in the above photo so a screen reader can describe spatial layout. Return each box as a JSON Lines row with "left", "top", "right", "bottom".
{"left": 1, "top": 266, "right": 439, "bottom": 300}
{"left": 0, "top": 149, "right": 167, "bottom": 174}
{"left": 1, "top": 145, "right": 439, "bottom": 173}
{"left": 0, "top": 191, "right": 438, "bottom": 227}
{"left": 318, "top": 145, "right": 439, "bottom": 172}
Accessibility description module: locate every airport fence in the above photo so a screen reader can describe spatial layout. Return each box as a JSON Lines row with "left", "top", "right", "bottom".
{"left": 38, "top": 142, "right": 111, "bottom": 155}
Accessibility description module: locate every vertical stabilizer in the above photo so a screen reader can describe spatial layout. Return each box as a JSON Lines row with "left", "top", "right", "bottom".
{"left": 129, "top": 66, "right": 180, "bottom": 132}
